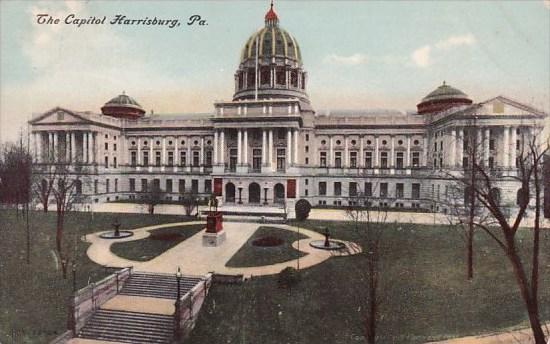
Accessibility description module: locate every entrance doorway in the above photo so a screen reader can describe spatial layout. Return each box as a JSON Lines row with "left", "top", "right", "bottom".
{"left": 248, "top": 182, "right": 261, "bottom": 203}
{"left": 225, "top": 183, "right": 236, "bottom": 203}
{"left": 274, "top": 183, "right": 285, "bottom": 204}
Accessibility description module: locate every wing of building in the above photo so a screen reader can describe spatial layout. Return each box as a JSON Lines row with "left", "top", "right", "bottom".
{"left": 29, "top": 4, "right": 547, "bottom": 214}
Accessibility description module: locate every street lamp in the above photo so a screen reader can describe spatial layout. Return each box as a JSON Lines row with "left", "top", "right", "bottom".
{"left": 72, "top": 262, "right": 77, "bottom": 292}
{"left": 176, "top": 267, "right": 182, "bottom": 301}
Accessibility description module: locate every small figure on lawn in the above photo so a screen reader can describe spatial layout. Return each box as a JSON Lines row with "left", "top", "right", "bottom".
{"left": 113, "top": 218, "right": 121, "bottom": 237}
{"left": 208, "top": 194, "right": 218, "bottom": 214}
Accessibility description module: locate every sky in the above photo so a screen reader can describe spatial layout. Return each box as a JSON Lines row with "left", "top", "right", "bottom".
{"left": 1, "top": 0, "right": 549, "bottom": 143}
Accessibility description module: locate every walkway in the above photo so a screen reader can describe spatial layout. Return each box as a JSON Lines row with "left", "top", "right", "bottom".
{"left": 426, "top": 322, "right": 550, "bottom": 344}
{"left": 85, "top": 222, "right": 360, "bottom": 277}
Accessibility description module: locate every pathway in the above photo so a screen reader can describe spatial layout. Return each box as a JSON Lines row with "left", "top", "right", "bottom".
{"left": 426, "top": 322, "right": 550, "bottom": 344}
{"left": 85, "top": 222, "right": 360, "bottom": 277}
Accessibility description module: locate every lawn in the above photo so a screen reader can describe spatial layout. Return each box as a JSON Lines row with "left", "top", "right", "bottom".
{"left": 110, "top": 224, "right": 205, "bottom": 261}
{"left": 225, "top": 226, "right": 308, "bottom": 268}
{"left": 0, "top": 209, "right": 190, "bottom": 343}
{"left": 187, "top": 220, "right": 550, "bottom": 344}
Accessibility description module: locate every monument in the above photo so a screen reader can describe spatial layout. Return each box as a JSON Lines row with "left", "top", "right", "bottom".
{"left": 202, "top": 195, "right": 226, "bottom": 246}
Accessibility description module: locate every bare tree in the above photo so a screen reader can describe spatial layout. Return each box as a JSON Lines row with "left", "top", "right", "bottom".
{"left": 144, "top": 180, "right": 165, "bottom": 214}
{"left": 450, "top": 128, "right": 548, "bottom": 343}
{"left": 345, "top": 183, "right": 387, "bottom": 344}
{"left": 180, "top": 190, "right": 198, "bottom": 217}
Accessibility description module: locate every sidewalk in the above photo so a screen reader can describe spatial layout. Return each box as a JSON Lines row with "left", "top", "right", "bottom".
{"left": 426, "top": 322, "right": 550, "bottom": 344}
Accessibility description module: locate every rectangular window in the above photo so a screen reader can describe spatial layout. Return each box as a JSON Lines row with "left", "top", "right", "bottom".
{"left": 168, "top": 151, "right": 174, "bottom": 166}
{"left": 192, "top": 179, "right": 199, "bottom": 193}
{"left": 129, "top": 178, "right": 135, "bottom": 192}
{"left": 205, "top": 151, "right": 213, "bottom": 167}
{"left": 381, "top": 152, "right": 388, "bottom": 168}
{"left": 114, "top": 178, "right": 118, "bottom": 193}
{"left": 141, "top": 179, "right": 148, "bottom": 192}
{"left": 334, "top": 182, "right": 342, "bottom": 196}
{"left": 193, "top": 151, "right": 200, "bottom": 166}
{"left": 131, "top": 151, "right": 137, "bottom": 166}
{"left": 489, "top": 157, "right": 494, "bottom": 169}
{"left": 155, "top": 151, "right": 161, "bottom": 167}
{"left": 94, "top": 180, "right": 98, "bottom": 194}
{"left": 350, "top": 151, "right": 357, "bottom": 168}
{"left": 349, "top": 182, "right": 357, "bottom": 196}
{"left": 412, "top": 183, "right": 420, "bottom": 199}
{"left": 305, "top": 146, "right": 309, "bottom": 153}
{"left": 305, "top": 134, "right": 309, "bottom": 141}
{"left": 516, "top": 140, "right": 520, "bottom": 150}
{"left": 380, "top": 183, "right": 388, "bottom": 198}
{"left": 320, "top": 152, "right": 327, "bottom": 167}
{"left": 489, "top": 139, "right": 495, "bottom": 150}
{"left": 205, "top": 180, "right": 212, "bottom": 194}
{"left": 153, "top": 179, "right": 160, "bottom": 190}
{"left": 335, "top": 152, "right": 342, "bottom": 168}
{"left": 106, "top": 179, "right": 110, "bottom": 193}
{"left": 143, "top": 151, "right": 149, "bottom": 166}
{"left": 180, "top": 151, "right": 187, "bottom": 166}
{"left": 396, "top": 183, "right": 404, "bottom": 198}
{"left": 253, "top": 149, "right": 262, "bottom": 171}
{"left": 113, "top": 143, "right": 117, "bottom": 151}
{"left": 364, "top": 182, "right": 372, "bottom": 197}
{"left": 365, "top": 151, "right": 373, "bottom": 168}
{"left": 104, "top": 156, "right": 108, "bottom": 168}
{"left": 396, "top": 152, "right": 404, "bottom": 169}
{"left": 412, "top": 152, "right": 420, "bottom": 167}
{"left": 229, "top": 149, "right": 238, "bottom": 171}
{"left": 104, "top": 142, "right": 108, "bottom": 151}
{"left": 463, "top": 157, "right": 469, "bottom": 168}
{"left": 113, "top": 157, "right": 117, "bottom": 168}
{"left": 179, "top": 179, "right": 185, "bottom": 193}
{"left": 305, "top": 157, "right": 309, "bottom": 165}
{"left": 277, "top": 148, "right": 286, "bottom": 171}
{"left": 319, "top": 182, "right": 327, "bottom": 196}
{"left": 166, "top": 179, "right": 173, "bottom": 193}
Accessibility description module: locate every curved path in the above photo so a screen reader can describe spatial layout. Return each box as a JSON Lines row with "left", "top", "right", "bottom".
{"left": 85, "top": 222, "right": 360, "bottom": 278}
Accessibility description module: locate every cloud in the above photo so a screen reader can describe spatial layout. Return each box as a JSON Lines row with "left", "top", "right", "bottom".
{"left": 324, "top": 53, "right": 368, "bottom": 65}
{"left": 411, "top": 34, "right": 476, "bottom": 68}
{"left": 544, "top": 0, "right": 550, "bottom": 9}
{"left": 411, "top": 45, "right": 432, "bottom": 68}
{"left": 435, "top": 34, "right": 476, "bottom": 50}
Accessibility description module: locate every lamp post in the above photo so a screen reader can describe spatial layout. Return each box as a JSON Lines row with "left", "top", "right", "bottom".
{"left": 174, "top": 267, "right": 182, "bottom": 340}
{"left": 72, "top": 262, "right": 77, "bottom": 292}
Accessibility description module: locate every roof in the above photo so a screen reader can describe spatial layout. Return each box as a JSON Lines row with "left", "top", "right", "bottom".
{"left": 104, "top": 92, "right": 144, "bottom": 110}
{"left": 421, "top": 82, "right": 470, "bottom": 102}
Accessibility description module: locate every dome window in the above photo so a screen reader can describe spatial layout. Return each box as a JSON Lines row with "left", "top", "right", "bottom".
{"left": 194, "top": 140, "right": 199, "bottom": 146}
{"left": 131, "top": 141, "right": 136, "bottom": 146}
{"left": 414, "top": 140, "right": 420, "bottom": 145}
{"left": 181, "top": 140, "right": 185, "bottom": 145}
{"left": 168, "top": 141, "right": 173, "bottom": 145}
{"left": 144, "top": 141, "right": 148, "bottom": 145}
{"left": 398, "top": 140, "right": 403, "bottom": 145}
{"left": 351, "top": 140, "right": 357, "bottom": 146}
{"left": 336, "top": 140, "right": 341, "bottom": 145}
{"left": 156, "top": 141, "right": 160, "bottom": 145}
{"left": 321, "top": 140, "right": 326, "bottom": 145}
{"left": 382, "top": 140, "right": 387, "bottom": 145}
{"left": 207, "top": 140, "right": 212, "bottom": 145}
{"left": 366, "top": 140, "right": 372, "bottom": 145}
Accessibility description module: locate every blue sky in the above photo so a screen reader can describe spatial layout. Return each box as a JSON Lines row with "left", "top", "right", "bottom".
{"left": 1, "top": 0, "right": 549, "bottom": 143}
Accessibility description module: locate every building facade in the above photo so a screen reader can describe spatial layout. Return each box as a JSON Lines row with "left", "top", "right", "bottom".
{"left": 29, "top": 4, "right": 547, "bottom": 213}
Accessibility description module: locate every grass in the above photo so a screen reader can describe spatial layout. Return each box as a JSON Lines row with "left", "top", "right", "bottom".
{"left": 0, "top": 209, "right": 190, "bottom": 343}
{"left": 225, "top": 226, "right": 308, "bottom": 268}
{"left": 110, "top": 224, "right": 205, "bottom": 261}
{"left": 187, "top": 220, "right": 550, "bottom": 344}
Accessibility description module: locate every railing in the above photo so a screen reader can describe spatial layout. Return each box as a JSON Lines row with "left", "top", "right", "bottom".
{"left": 173, "top": 273, "right": 213, "bottom": 341}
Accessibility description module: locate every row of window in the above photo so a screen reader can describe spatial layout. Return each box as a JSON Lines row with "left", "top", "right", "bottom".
{"left": 319, "top": 151, "right": 421, "bottom": 168}
{"left": 317, "top": 181, "right": 421, "bottom": 199}
{"left": 128, "top": 178, "right": 211, "bottom": 194}
{"left": 130, "top": 150, "right": 213, "bottom": 167}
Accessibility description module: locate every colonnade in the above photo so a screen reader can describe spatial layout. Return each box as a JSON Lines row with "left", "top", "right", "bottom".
{"left": 33, "top": 131, "right": 96, "bottom": 164}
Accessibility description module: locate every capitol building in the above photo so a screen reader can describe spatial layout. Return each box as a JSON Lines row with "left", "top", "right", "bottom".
{"left": 29, "top": 4, "right": 547, "bottom": 215}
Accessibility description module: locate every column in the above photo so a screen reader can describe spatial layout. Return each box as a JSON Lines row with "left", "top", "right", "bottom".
{"left": 149, "top": 136, "right": 153, "bottom": 168}
{"left": 35, "top": 132, "right": 42, "bottom": 163}
{"left": 457, "top": 128, "right": 464, "bottom": 167}
{"left": 220, "top": 130, "right": 225, "bottom": 165}
{"left": 390, "top": 136, "right": 395, "bottom": 168}
{"left": 65, "top": 132, "right": 70, "bottom": 162}
{"left": 344, "top": 136, "right": 348, "bottom": 167}
{"left": 268, "top": 130, "right": 273, "bottom": 168}
{"left": 237, "top": 130, "right": 242, "bottom": 164}
{"left": 406, "top": 136, "right": 411, "bottom": 167}
{"left": 329, "top": 136, "right": 334, "bottom": 167}
{"left": 484, "top": 128, "right": 490, "bottom": 167}
{"left": 53, "top": 132, "right": 59, "bottom": 161}
{"left": 214, "top": 131, "right": 219, "bottom": 165}
{"left": 422, "top": 135, "right": 428, "bottom": 167}
{"left": 510, "top": 127, "right": 517, "bottom": 168}
{"left": 374, "top": 136, "right": 379, "bottom": 167}
{"left": 162, "top": 137, "right": 166, "bottom": 167}
{"left": 262, "top": 130, "right": 267, "bottom": 165}
{"left": 174, "top": 137, "right": 179, "bottom": 170}
{"left": 359, "top": 136, "right": 364, "bottom": 168}
{"left": 287, "top": 128, "right": 292, "bottom": 167}
{"left": 503, "top": 126, "right": 509, "bottom": 167}
{"left": 137, "top": 138, "right": 142, "bottom": 165}
{"left": 187, "top": 137, "right": 191, "bottom": 171}
{"left": 48, "top": 132, "right": 54, "bottom": 160}
{"left": 71, "top": 132, "right": 76, "bottom": 162}
{"left": 243, "top": 130, "right": 248, "bottom": 165}
{"left": 450, "top": 129, "right": 456, "bottom": 167}
{"left": 88, "top": 132, "right": 93, "bottom": 165}
{"left": 293, "top": 129, "right": 298, "bottom": 165}
{"left": 200, "top": 137, "right": 205, "bottom": 166}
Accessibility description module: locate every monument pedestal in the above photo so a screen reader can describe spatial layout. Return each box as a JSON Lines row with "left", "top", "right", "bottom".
{"left": 203, "top": 211, "right": 225, "bottom": 246}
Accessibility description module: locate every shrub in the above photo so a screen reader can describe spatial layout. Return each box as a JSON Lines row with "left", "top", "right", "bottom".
{"left": 295, "top": 199, "right": 311, "bottom": 221}
{"left": 278, "top": 266, "right": 300, "bottom": 289}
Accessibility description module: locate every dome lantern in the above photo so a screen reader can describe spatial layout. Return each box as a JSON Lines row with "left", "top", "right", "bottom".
{"left": 264, "top": 1, "right": 279, "bottom": 27}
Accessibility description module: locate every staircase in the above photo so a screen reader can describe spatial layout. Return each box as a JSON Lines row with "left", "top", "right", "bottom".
{"left": 78, "top": 309, "right": 173, "bottom": 344}
{"left": 75, "top": 272, "right": 205, "bottom": 343}
{"left": 119, "top": 272, "right": 203, "bottom": 299}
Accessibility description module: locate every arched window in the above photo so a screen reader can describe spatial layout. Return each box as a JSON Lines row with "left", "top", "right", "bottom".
{"left": 516, "top": 188, "right": 529, "bottom": 207}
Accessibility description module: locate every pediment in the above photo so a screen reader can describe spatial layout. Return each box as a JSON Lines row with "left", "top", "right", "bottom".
{"left": 29, "top": 107, "right": 92, "bottom": 125}
{"left": 479, "top": 96, "right": 546, "bottom": 117}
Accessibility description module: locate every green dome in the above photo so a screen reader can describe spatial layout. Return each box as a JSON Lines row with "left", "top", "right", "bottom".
{"left": 240, "top": 6, "right": 302, "bottom": 64}
{"left": 421, "top": 82, "right": 469, "bottom": 102}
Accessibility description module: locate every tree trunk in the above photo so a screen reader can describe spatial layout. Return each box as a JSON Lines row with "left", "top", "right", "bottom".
{"left": 365, "top": 254, "right": 377, "bottom": 344}
{"left": 506, "top": 245, "right": 546, "bottom": 343}
{"left": 56, "top": 210, "right": 64, "bottom": 254}
{"left": 466, "top": 224, "right": 474, "bottom": 280}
